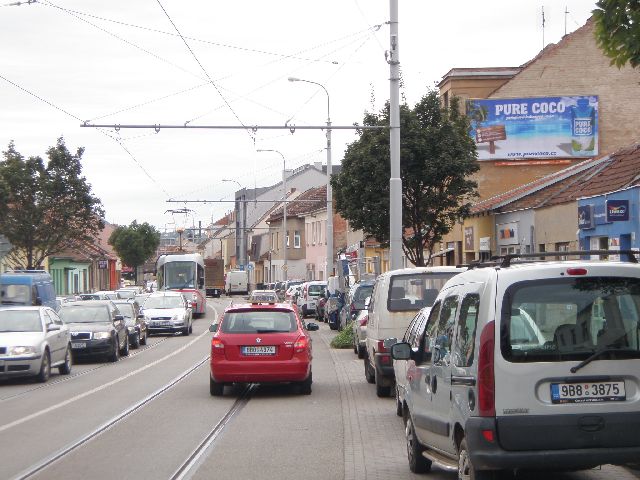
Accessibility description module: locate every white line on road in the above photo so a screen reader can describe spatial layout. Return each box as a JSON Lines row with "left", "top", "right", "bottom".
{"left": 0, "top": 328, "right": 212, "bottom": 434}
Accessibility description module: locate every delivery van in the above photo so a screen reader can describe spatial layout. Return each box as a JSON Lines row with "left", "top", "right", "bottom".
{"left": 224, "top": 270, "right": 249, "bottom": 295}
{"left": 0, "top": 270, "right": 58, "bottom": 311}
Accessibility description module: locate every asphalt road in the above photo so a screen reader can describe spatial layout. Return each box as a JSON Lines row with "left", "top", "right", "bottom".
{"left": 0, "top": 296, "right": 638, "bottom": 480}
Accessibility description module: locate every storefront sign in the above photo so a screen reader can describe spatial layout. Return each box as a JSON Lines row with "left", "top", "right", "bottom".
{"left": 606, "top": 199, "right": 629, "bottom": 222}
{"left": 464, "top": 227, "right": 474, "bottom": 251}
{"left": 466, "top": 95, "right": 599, "bottom": 160}
{"left": 479, "top": 237, "right": 491, "bottom": 252}
{"left": 98, "top": 260, "right": 108, "bottom": 269}
{"left": 498, "top": 222, "right": 519, "bottom": 246}
{"left": 578, "top": 205, "right": 594, "bottom": 229}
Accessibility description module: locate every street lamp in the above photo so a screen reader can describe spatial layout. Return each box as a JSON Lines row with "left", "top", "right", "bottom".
{"left": 256, "top": 149, "right": 288, "bottom": 281}
{"left": 222, "top": 179, "right": 246, "bottom": 269}
{"left": 288, "top": 76, "right": 333, "bottom": 280}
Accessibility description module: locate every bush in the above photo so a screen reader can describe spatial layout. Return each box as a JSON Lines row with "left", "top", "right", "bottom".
{"left": 330, "top": 321, "right": 355, "bottom": 349}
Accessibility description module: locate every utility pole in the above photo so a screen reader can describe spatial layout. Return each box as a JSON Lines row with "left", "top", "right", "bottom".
{"left": 388, "top": 0, "right": 402, "bottom": 271}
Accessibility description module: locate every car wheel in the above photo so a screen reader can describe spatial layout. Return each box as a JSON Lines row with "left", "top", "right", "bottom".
{"left": 357, "top": 345, "right": 366, "bottom": 360}
{"left": 132, "top": 332, "right": 141, "bottom": 349}
{"left": 58, "top": 345, "right": 72, "bottom": 375}
{"left": 364, "top": 358, "right": 375, "bottom": 384}
{"left": 406, "top": 416, "right": 431, "bottom": 473}
{"left": 395, "top": 386, "right": 403, "bottom": 417}
{"left": 210, "top": 376, "right": 224, "bottom": 396}
{"left": 109, "top": 339, "right": 120, "bottom": 363}
{"left": 36, "top": 349, "right": 51, "bottom": 383}
{"left": 301, "top": 306, "right": 307, "bottom": 317}
{"left": 458, "top": 438, "right": 495, "bottom": 480}
{"left": 375, "top": 368, "right": 391, "bottom": 397}
{"left": 189, "top": 320, "right": 193, "bottom": 334}
{"left": 120, "top": 335, "right": 130, "bottom": 356}
{"left": 140, "top": 330, "right": 148, "bottom": 346}
{"left": 298, "top": 371, "right": 312, "bottom": 395}
{"left": 183, "top": 323, "right": 190, "bottom": 336}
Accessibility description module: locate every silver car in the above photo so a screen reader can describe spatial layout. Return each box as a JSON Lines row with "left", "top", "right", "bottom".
{"left": 142, "top": 291, "right": 193, "bottom": 336}
{"left": 0, "top": 306, "right": 72, "bottom": 382}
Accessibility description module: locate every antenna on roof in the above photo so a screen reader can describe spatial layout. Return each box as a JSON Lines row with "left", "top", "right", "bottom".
{"left": 542, "top": 6, "right": 546, "bottom": 50}
{"left": 564, "top": 5, "right": 569, "bottom": 36}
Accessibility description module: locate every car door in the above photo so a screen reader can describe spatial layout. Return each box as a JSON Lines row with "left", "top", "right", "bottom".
{"left": 111, "top": 305, "right": 126, "bottom": 348}
{"left": 43, "top": 309, "right": 65, "bottom": 363}
{"left": 409, "top": 301, "right": 441, "bottom": 446}
{"left": 424, "top": 294, "right": 460, "bottom": 453}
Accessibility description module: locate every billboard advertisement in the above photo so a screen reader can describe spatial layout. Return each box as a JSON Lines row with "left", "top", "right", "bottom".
{"left": 466, "top": 96, "right": 598, "bottom": 161}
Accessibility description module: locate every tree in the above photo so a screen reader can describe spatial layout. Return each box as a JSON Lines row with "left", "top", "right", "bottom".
{"left": 332, "top": 90, "right": 479, "bottom": 266}
{"left": 108, "top": 221, "right": 160, "bottom": 282}
{"left": 0, "top": 138, "right": 105, "bottom": 269}
{"left": 593, "top": 0, "right": 640, "bottom": 68}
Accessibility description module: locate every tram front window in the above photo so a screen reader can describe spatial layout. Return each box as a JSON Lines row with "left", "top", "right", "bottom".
{"left": 165, "top": 262, "right": 196, "bottom": 289}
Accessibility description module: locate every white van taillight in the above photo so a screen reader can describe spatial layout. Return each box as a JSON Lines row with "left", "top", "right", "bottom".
{"left": 359, "top": 315, "right": 368, "bottom": 327}
{"left": 477, "top": 321, "right": 495, "bottom": 417}
{"left": 566, "top": 267, "right": 587, "bottom": 276}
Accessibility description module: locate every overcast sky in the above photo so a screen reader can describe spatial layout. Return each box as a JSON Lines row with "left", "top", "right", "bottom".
{"left": 0, "top": 0, "right": 596, "bottom": 232}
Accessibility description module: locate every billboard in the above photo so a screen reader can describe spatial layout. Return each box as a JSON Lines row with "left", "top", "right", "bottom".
{"left": 466, "top": 96, "right": 598, "bottom": 161}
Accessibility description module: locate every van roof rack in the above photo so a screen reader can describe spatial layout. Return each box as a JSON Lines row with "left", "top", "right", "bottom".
{"left": 458, "top": 250, "right": 639, "bottom": 269}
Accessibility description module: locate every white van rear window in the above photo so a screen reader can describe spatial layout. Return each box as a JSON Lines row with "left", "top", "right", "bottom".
{"left": 387, "top": 273, "right": 457, "bottom": 312}
{"left": 501, "top": 277, "right": 640, "bottom": 362}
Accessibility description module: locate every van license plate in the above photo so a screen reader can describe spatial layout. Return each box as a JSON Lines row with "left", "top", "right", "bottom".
{"left": 242, "top": 346, "right": 276, "bottom": 356}
{"left": 71, "top": 342, "right": 86, "bottom": 349}
{"left": 551, "top": 381, "right": 625, "bottom": 404}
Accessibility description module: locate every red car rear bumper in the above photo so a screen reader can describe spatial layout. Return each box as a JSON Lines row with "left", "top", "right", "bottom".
{"left": 211, "top": 358, "right": 311, "bottom": 383}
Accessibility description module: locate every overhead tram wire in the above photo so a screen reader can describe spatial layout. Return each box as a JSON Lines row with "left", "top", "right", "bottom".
{"left": 155, "top": 0, "right": 254, "bottom": 144}
{"left": 0, "top": 73, "right": 171, "bottom": 199}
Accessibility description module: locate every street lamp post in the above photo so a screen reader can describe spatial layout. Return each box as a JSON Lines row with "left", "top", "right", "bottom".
{"left": 288, "top": 77, "right": 333, "bottom": 280}
{"left": 222, "top": 179, "right": 245, "bottom": 269}
{"left": 257, "top": 149, "right": 287, "bottom": 281}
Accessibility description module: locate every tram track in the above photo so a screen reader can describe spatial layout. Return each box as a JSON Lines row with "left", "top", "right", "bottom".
{"left": 0, "top": 336, "right": 171, "bottom": 402}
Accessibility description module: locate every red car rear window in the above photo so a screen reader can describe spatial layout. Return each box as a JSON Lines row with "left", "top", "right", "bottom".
{"left": 222, "top": 309, "right": 297, "bottom": 334}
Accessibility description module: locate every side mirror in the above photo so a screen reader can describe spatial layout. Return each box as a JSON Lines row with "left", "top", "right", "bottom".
{"left": 383, "top": 337, "right": 398, "bottom": 349}
{"left": 390, "top": 342, "right": 411, "bottom": 360}
{"left": 47, "top": 324, "right": 61, "bottom": 332}
{"left": 306, "top": 322, "right": 320, "bottom": 331}
{"left": 209, "top": 323, "right": 218, "bottom": 333}
{"left": 351, "top": 312, "right": 357, "bottom": 320}
{"left": 114, "top": 314, "right": 124, "bottom": 321}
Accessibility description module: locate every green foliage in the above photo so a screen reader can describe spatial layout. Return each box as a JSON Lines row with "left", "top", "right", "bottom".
{"left": 593, "top": 0, "right": 640, "bottom": 68}
{"left": 0, "top": 138, "right": 105, "bottom": 269}
{"left": 330, "top": 322, "right": 355, "bottom": 349}
{"left": 108, "top": 221, "right": 160, "bottom": 274}
{"left": 332, "top": 90, "right": 479, "bottom": 266}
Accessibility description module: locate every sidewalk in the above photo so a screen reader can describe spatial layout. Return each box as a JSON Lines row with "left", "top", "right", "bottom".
{"left": 318, "top": 325, "right": 640, "bottom": 480}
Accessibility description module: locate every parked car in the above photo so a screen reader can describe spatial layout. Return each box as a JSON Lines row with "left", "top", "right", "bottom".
{"left": 352, "top": 308, "right": 369, "bottom": 359}
{"left": 364, "top": 266, "right": 462, "bottom": 397}
{"left": 284, "top": 283, "right": 303, "bottom": 303}
{"left": 112, "top": 300, "right": 147, "bottom": 348}
{"left": 58, "top": 300, "right": 129, "bottom": 362}
{"left": 141, "top": 291, "right": 193, "bottom": 336}
{"left": 391, "top": 250, "right": 640, "bottom": 477}
{"left": 208, "top": 299, "right": 319, "bottom": 396}
{"left": 297, "top": 281, "right": 327, "bottom": 317}
{"left": 0, "top": 306, "right": 72, "bottom": 382}
{"left": 339, "top": 281, "right": 375, "bottom": 330}
{"left": 0, "top": 270, "right": 58, "bottom": 311}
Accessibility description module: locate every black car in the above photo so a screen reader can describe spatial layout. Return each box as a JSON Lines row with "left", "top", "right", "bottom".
{"left": 58, "top": 300, "right": 129, "bottom": 362}
{"left": 112, "top": 300, "right": 148, "bottom": 348}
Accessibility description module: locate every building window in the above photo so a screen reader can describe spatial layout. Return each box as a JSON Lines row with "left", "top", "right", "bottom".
{"left": 294, "top": 230, "right": 301, "bottom": 248}
{"left": 312, "top": 222, "right": 316, "bottom": 245}
{"left": 286, "top": 231, "right": 290, "bottom": 247}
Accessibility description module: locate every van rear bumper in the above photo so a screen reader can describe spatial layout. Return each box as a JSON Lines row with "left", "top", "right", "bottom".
{"left": 466, "top": 416, "right": 640, "bottom": 470}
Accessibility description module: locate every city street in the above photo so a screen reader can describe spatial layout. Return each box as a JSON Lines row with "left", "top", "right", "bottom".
{"left": 0, "top": 296, "right": 638, "bottom": 480}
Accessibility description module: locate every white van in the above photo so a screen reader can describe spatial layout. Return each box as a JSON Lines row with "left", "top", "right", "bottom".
{"left": 224, "top": 270, "right": 248, "bottom": 295}
{"left": 392, "top": 251, "right": 640, "bottom": 478}
{"left": 365, "top": 266, "right": 462, "bottom": 397}
{"left": 297, "top": 280, "right": 327, "bottom": 317}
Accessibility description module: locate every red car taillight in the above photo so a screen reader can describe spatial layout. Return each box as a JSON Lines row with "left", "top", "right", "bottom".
{"left": 211, "top": 338, "right": 225, "bottom": 355}
{"left": 294, "top": 336, "right": 309, "bottom": 353}
{"left": 359, "top": 315, "right": 368, "bottom": 327}
{"left": 478, "top": 321, "right": 495, "bottom": 417}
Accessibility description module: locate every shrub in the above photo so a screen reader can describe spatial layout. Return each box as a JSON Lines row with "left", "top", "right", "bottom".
{"left": 330, "top": 321, "right": 355, "bottom": 349}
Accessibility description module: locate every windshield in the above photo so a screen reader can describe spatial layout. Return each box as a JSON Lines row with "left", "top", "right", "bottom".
{"left": 163, "top": 261, "right": 196, "bottom": 289}
{"left": 353, "top": 285, "right": 374, "bottom": 302}
{"left": 388, "top": 272, "right": 457, "bottom": 312}
{"left": 0, "top": 310, "right": 42, "bottom": 332}
{"left": 143, "top": 296, "right": 184, "bottom": 309}
{"left": 59, "top": 306, "right": 111, "bottom": 323}
{"left": 501, "top": 277, "right": 640, "bottom": 362}
{"left": 115, "top": 303, "right": 135, "bottom": 319}
{"left": 0, "top": 284, "right": 31, "bottom": 306}
{"left": 222, "top": 310, "right": 296, "bottom": 333}
{"left": 308, "top": 284, "right": 325, "bottom": 296}
{"left": 117, "top": 290, "right": 135, "bottom": 299}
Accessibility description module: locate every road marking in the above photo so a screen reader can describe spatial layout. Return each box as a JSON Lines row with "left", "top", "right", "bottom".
{"left": 0, "top": 329, "right": 211, "bottom": 434}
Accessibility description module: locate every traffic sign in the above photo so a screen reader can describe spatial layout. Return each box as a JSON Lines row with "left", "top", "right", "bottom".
{"left": 0, "top": 234, "right": 12, "bottom": 258}
{"left": 247, "top": 263, "right": 254, "bottom": 272}
{"left": 281, "top": 264, "right": 288, "bottom": 271}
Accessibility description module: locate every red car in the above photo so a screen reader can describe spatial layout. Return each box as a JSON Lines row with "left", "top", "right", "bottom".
{"left": 209, "top": 300, "right": 320, "bottom": 396}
